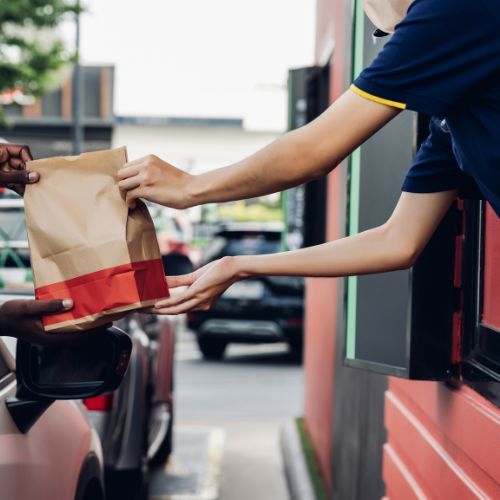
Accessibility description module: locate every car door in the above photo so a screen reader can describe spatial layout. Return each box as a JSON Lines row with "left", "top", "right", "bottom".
{"left": 0, "top": 338, "right": 100, "bottom": 500}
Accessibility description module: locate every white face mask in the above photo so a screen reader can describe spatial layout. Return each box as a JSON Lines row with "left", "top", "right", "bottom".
{"left": 362, "top": 0, "right": 413, "bottom": 33}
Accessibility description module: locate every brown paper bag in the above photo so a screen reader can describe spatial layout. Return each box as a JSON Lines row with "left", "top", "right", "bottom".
{"left": 24, "top": 147, "right": 169, "bottom": 332}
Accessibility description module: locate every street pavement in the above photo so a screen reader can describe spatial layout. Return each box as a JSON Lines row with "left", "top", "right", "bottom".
{"left": 162, "top": 324, "right": 304, "bottom": 500}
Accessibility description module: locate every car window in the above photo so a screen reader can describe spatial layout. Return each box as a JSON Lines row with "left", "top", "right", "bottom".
{"left": 223, "top": 237, "right": 281, "bottom": 256}
{"left": 202, "top": 233, "right": 281, "bottom": 263}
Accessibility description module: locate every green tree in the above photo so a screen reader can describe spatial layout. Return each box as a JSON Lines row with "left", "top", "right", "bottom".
{"left": 0, "top": 1, "right": 78, "bottom": 111}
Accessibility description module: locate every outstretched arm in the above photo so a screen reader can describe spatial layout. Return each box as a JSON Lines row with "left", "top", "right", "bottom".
{"left": 152, "top": 190, "right": 457, "bottom": 314}
{"left": 118, "top": 90, "right": 400, "bottom": 209}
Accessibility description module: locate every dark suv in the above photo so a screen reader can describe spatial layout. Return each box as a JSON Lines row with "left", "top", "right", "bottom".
{"left": 187, "top": 223, "right": 304, "bottom": 359}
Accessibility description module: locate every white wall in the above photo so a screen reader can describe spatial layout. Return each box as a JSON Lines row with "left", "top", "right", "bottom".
{"left": 113, "top": 124, "right": 278, "bottom": 174}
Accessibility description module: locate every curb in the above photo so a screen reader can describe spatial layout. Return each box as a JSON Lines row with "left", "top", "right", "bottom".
{"left": 280, "top": 420, "right": 316, "bottom": 500}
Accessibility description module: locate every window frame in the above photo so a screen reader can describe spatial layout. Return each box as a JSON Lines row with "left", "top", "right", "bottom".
{"left": 461, "top": 200, "right": 500, "bottom": 406}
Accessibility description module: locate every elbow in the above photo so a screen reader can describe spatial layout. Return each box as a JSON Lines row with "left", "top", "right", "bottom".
{"left": 380, "top": 224, "right": 422, "bottom": 271}
{"left": 285, "top": 131, "right": 337, "bottom": 180}
{"left": 394, "top": 243, "right": 420, "bottom": 270}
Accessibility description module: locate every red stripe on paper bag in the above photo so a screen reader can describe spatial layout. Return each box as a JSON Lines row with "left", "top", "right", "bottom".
{"left": 35, "top": 259, "right": 169, "bottom": 327}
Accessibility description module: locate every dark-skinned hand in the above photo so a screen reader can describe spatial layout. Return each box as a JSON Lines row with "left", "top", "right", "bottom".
{"left": 0, "top": 299, "right": 107, "bottom": 345}
{"left": 0, "top": 144, "right": 37, "bottom": 195}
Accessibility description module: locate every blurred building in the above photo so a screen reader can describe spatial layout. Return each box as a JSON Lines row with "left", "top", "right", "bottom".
{"left": 0, "top": 66, "right": 114, "bottom": 158}
{"left": 113, "top": 115, "right": 277, "bottom": 180}
{"left": 112, "top": 115, "right": 279, "bottom": 225}
{"left": 0, "top": 65, "right": 280, "bottom": 226}
{"left": 290, "top": 0, "right": 500, "bottom": 498}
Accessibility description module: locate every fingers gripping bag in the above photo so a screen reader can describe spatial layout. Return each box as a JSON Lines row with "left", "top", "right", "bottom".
{"left": 24, "top": 147, "right": 169, "bottom": 332}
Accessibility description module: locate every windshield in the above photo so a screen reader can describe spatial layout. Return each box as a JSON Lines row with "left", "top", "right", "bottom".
{"left": 201, "top": 232, "right": 281, "bottom": 264}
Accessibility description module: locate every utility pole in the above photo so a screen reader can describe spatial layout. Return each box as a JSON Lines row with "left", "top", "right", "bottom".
{"left": 72, "top": 0, "right": 83, "bottom": 155}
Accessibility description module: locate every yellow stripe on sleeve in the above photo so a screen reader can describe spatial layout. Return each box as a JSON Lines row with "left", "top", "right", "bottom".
{"left": 350, "top": 84, "right": 406, "bottom": 110}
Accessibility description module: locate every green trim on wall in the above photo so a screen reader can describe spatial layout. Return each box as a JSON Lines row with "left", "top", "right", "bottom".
{"left": 282, "top": 71, "right": 294, "bottom": 251}
{"left": 346, "top": 0, "right": 365, "bottom": 360}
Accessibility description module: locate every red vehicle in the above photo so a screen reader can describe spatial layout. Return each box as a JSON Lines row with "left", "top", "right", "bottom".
{"left": 0, "top": 194, "right": 179, "bottom": 500}
{"left": 285, "top": 0, "right": 500, "bottom": 498}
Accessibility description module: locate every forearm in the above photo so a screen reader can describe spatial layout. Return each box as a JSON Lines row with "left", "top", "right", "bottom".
{"left": 188, "top": 90, "right": 400, "bottom": 206}
{"left": 189, "top": 132, "right": 315, "bottom": 205}
{"left": 234, "top": 224, "right": 412, "bottom": 280}
{"left": 234, "top": 190, "right": 457, "bottom": 279}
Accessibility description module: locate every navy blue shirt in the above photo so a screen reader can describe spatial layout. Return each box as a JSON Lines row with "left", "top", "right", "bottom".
{"left": 352, "top": 0, "right": 500, "bottom": 216}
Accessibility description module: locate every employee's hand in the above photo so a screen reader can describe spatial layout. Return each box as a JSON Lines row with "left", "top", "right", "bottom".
{"left": 0, "top": 298, "right": 79, "bottom": 344}
{"left": 0, "top": 144, "right": 37, "bottom": 195}
{"left": 151, "top": 258, "right": 239, "bottom": 315}
{"left": 117, "top": 155, "right": 194, "bottom": 210}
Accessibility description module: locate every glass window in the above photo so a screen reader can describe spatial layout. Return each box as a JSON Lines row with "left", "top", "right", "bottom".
{"left": 201, "top": 232, "right": 281, "bottom": 264}
{"left": 482, "top": 205, "right": 500, "bottom": 332}
{"left": 463, "top": 202, "right": 500, "bottom": 405}
{"left": 475, "top": 204, "right": 500, "bottom": 375}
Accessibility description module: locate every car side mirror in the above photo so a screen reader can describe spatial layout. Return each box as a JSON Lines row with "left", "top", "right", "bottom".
{"left": 15, "top": 326, "right": 132, "bottom": 401}
{"left": 162, "top": 253, "right": 194, "bottom": 276}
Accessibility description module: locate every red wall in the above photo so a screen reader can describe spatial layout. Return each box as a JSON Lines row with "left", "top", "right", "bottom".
{"left": 383, "top": 208, "right": 500, "bottom": 499}
{"left": 306, "top": 1, "right": 500, "bottom": 498}
{"left": 303, "top": 173, "right": 342, "bottom": 491}
{"left": 303, "top": 0, "right": 350, "bottom": 491}
{"left": 482, "top": 204, "right": 500, "bottom": 329}
{"left": 384, "top": 379, "right": 500, "bottom": 499}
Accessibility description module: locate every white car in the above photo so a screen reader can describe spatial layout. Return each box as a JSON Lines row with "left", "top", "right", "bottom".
{"left": 0, "top": 304, "right": 105, "bottom": 500}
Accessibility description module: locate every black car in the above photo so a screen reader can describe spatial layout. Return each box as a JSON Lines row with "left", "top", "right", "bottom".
{"left": 187, "top": 223, "right": 304, "bottom": 359}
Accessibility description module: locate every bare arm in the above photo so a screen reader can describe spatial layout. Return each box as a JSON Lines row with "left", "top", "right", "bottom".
{"left": 118, "top": 90, "right": 400, "bottom": 208}
{"left": 188, "top": 90, "right": 400, "bottom": 204}
{"left": 152, "top": 191, "right": 457, "bottom": 314}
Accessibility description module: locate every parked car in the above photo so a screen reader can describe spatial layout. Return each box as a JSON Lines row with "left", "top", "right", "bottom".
{"left": 0, "top": 294, "right": 105, "bottom": 500}
{"left": 85, "top": 313, "right": 175, "bottom": 500}
{"left": 187, "top": 222, "right": 305, "bottom": 359}
{"left": 0, "top": 193, "right": 179, "bottom": 500}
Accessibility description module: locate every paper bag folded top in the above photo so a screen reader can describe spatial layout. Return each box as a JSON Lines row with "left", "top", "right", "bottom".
{"left": 24, "top": 147, "right": 169, "bottom": 333}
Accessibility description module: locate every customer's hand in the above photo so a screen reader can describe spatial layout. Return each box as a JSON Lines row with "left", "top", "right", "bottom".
{"left": 117, "top": 155, "right": 194, "bottom": 209}
{"left": 0, "top": 298, "right": 78, "bottom": 344}
{"left": 152, "top": 257, "right": 239, "bottom": 315}
{"left": 0, "top": 144, "right": 37, "bottom": 195}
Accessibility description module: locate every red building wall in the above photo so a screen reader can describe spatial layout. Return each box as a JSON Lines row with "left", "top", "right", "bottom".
{"left": 303, "top": 0, "right": 350, "bottom": 491}
{"left": 384, "top": 208, "right": 500, "bottom": 498}
{"left": 305, "top": 0, "right": 500, "bottom": 498}
{"left": 384, "top": 379, "right": 500, "bottom": 499}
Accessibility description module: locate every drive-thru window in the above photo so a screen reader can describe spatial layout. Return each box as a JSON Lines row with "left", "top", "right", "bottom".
{"left": 296, "top": 0, "right": 500, "bottom": 497}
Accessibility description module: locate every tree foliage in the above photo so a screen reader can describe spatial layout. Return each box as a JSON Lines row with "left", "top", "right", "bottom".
{"left": 0, "top": 1, "right": 79, "bottom": 100}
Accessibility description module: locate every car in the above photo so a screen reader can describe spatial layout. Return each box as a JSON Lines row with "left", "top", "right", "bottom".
{"left": 0, "top": 295, "right": 106, "bottom": 500}
{"left": 187, "top": 222, "right": 305, "bottom": 360}
{"left": 149, "top": 204, "right": 191, "bottom": 258}
{"left": 84, "top": 313, "right": 175, "bottom": 500}
{"left": 0, "top": 193, "right": 179, "bottom": 500}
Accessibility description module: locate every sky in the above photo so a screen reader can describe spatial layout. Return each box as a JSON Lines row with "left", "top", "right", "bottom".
{"left": 69, "top": 0, "right": 316, "bottom": 132}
